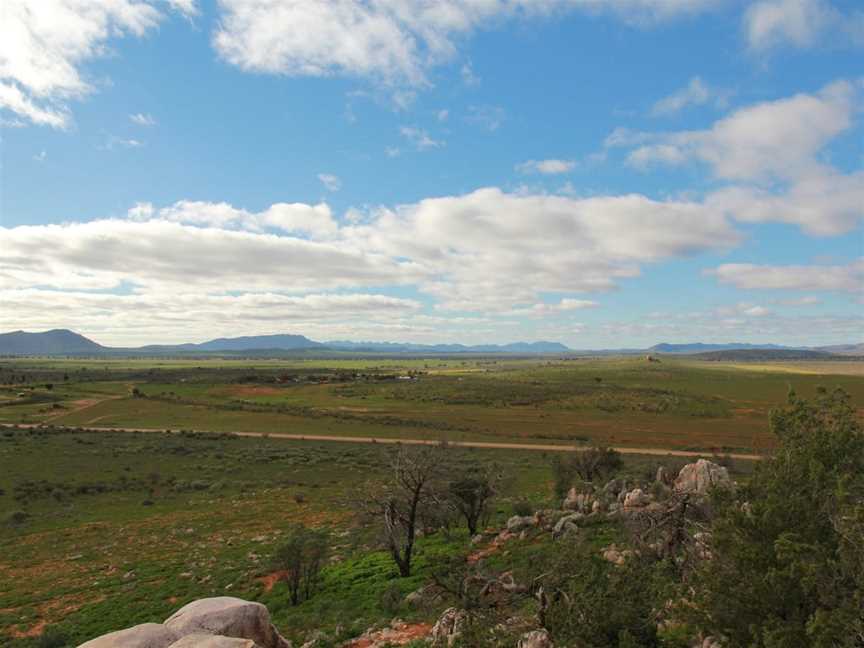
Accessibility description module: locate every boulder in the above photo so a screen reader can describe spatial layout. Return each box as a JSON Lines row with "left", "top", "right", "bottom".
{"left": 674, "top": 460, "right": 731, "bottom": 495}
{"left": 78, "top": 623, "right": 179, "bottom": 648}
{"left": 164, "top": 597, "right": 290, "bottom": 648}
{"left": 506, "top": 515, "right": 535, "bottom": 533}
{"left": 563, "top": 489, "right": 593, "bottom": 513}
{"left": 430, "top": 607, "right": 468, "bottom": 647}
{"left": 517, "top": 629, "right": 554, "bottom": 648}
{"left": 623, "top": 488, "right": 650, "bottom": 508}
{"left": 168, "top": 635, "right": 258, "bottom": 648}
{"left": 552, "top": 513, "right": 582, "bottom": 538}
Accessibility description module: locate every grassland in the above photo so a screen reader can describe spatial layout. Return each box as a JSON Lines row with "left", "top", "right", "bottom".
{"left": 1, "top": 355, "right": 861, "bottom": 645}
{"left": 2, "top": 356, "right": 862, "bottom": 453}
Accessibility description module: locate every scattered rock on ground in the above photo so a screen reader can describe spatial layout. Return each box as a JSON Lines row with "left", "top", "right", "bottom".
{"left": 517, "top": 629, "right": 554, "bottom": 648}
{"left": 430, "top": 608, "right": 468, "bottom": 647}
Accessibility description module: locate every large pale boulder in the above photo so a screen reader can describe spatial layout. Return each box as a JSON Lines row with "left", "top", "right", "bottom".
{"left": 674, "top": 460, "right": 731, "bottom": 495}
{"left": 164, "top": 598, "right": 290, "bottom": 648}
{"left": 168, "top": 635, "right": 258, "bottom": 648}
{"left": 78, "top": 623, "right": 179, "bottom": 648}
{"left": 517, "top": 629, "right": 554, "bottom": 648}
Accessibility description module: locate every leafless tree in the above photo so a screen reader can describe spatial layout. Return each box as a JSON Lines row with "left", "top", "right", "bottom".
{"left": 358, "top": 443, "right": 449, "bottom": 577}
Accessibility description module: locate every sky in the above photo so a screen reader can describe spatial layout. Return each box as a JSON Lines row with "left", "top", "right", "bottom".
{"left": 1, "top": 0, "right": 862, "bottom": 348}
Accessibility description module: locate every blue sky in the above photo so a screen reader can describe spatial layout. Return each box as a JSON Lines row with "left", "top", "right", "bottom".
{"left": 1, "top": 0, "right": 862, "bottom": 347}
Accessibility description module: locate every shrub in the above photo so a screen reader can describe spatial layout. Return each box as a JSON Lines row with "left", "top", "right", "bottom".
{"left": 511, "top": 499, "right": 534, "bottom": 517}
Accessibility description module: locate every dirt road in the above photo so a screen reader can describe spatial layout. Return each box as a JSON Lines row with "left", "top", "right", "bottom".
{"left": 2, "top": 422, "right": 764, "bottom": 460}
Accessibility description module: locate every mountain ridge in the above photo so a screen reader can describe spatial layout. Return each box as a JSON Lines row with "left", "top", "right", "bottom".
{"left": 0, "top": 329, "right": 860, "bottom": 357}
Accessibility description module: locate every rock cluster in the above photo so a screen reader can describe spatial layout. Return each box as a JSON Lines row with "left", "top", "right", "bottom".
{"left": 78, "top": 597, "right": 291, "bottom": 648}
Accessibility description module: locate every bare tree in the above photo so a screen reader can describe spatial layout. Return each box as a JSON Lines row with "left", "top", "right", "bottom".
{"left": 359, "top": 444, "right": 448, "bottom": 577}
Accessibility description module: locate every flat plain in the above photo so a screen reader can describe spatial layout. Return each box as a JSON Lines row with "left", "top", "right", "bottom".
{"left": 1, "top": 355, "right": 862, "bottom": 645}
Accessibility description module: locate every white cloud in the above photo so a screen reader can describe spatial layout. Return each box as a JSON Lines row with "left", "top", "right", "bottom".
{"left": 130, "top": 112, "right": 156, "bottom": 126}
{"left": 744, "top": 0, "right": 864, "bottom": 51}
{"left": 706, "top": 169, "right": 864, "bottom": 236}
{"left": 517, "top": 159, "right": 576, "bottom": 175}
{"left": 212, "top": 1, "right": 723, "bottom": 88}
{"left": 400, "top": 126, "right": 444, "bottom": 150}
{"left": 651, "top": 76, "right": 729, "bottom": 116}
{"left": 437, "top": 109, "right": 449, "bottom": 122}
{"left": 129, "top": 199, "right": 341, "bottom": 239}
{"left": 622, "top": 80, "right": 858, "bottom": 182}
{"left": 0, "top": 1, "right": 190, "bottom": 128}
{"left": 318, "top": 173, "right": 342, "bottom": 192}
{"left": 708, "top": 259, "right": 864, "bottom": 293}
{"left": 33, "top": 150, "right": 46, "bottom": 162}
{"left": 343, "top": 187, "right": 740, "bottom": 312}
{"left": 610, "top": 80, "right": 864, "bottom": 236}
{"left": 1, "top": 187, "right": 740, "bottom": 330}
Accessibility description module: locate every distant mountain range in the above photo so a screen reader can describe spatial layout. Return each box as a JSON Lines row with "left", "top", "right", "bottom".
{"left": 0, "top": 329, "right": 860, "bottom": 357}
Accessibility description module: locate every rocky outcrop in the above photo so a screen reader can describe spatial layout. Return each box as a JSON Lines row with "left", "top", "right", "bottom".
{"left": 506, "top": 515, "right": 535, "bottom": 533}
{"left": 623, "top": 488, "right": 650, "bottom": 508}
{"left": 674, "top": 460, "right": 731, "bottom": 495}
{"left": 517, "top": 629, "right": 554, "bottom": 648}
{"left": 552, "top": 513, "right": 582, "bottom": 538}
{"left": 430, "top": 608, "right": 468, "bottom": 647}
{"left": 78, "top": 623, "right": 180, "bottom": 648}
{"left": 77, "top": 598, "right": 290, "bottom": 648}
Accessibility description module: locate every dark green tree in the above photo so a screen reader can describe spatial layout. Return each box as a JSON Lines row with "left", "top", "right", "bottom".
{"left": 686, "top": 388, "right": 864, "bottom": 647}
{"left": 448, "top": 466, "right": 498, "bottom": 536}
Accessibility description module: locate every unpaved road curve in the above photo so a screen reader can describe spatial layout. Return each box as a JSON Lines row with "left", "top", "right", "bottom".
{"left": 1, "top": 422, "right": 764, "bottom": 461}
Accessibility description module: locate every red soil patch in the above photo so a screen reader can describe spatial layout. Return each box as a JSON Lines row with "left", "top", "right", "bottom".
{"left": 9, "top": 620, "right": 46, "bottom": 639}
{"left": 258, "top": 570, "right": 290, "bottom": 593}
{"left": 343, "top": 621, "right": 432, "bottom": 647}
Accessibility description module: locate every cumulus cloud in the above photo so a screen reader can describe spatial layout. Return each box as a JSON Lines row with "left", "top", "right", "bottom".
{"left": 212, "top": 1, "right": 724, "bottom": 88}
{"left": 610, "top": 79, "right": 864, "bottom": 235}
{"left": 706, "top": 169, "right": 864, "bottom": 236}
{"left": 744, "top": 0, "right": 864, "bottom": 51}
{"left": 517, "top": 159, "right": 576, "bottom": 174}
{"left": 0, "top": 1, "right": 191, "bottom": 127}
{"left": 708, "top": 260, "right": 864, "bottom": 293}
{"left": 1, "top": 187, "right": 741, "bottom": 331}
{"left": 622, "top": 80, "right": 858, "bottom": 181}
{"left": 343, "top": 187, "right": 739, "bottom": 311}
